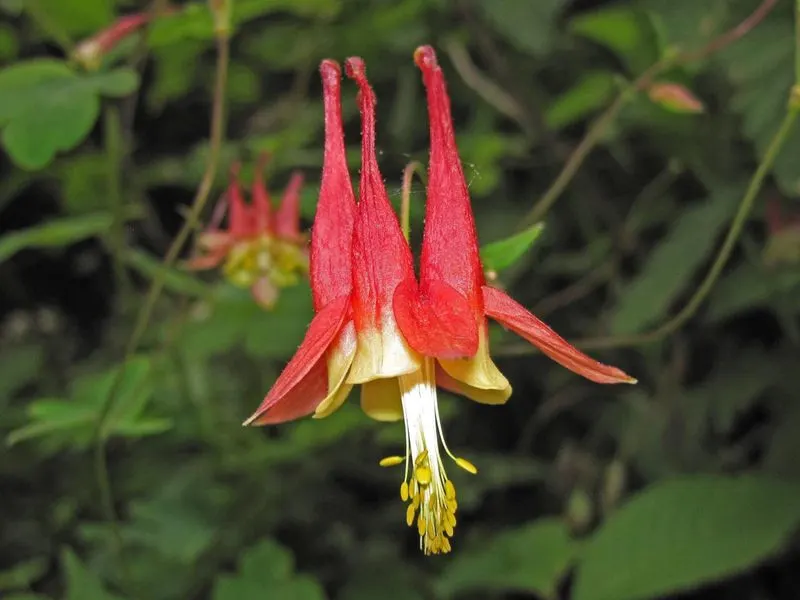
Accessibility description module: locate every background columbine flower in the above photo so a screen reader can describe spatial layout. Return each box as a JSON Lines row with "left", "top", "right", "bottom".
{"left": 185, "top": 156, "right": 308, "bottom": 309}
{"left": 245, "top": 50, "right": 635, "bottom": 557}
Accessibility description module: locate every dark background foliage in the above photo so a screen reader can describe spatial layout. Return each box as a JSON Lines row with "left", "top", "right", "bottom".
{"left": 1, "top": 0, "right": 800, "bottom": 599}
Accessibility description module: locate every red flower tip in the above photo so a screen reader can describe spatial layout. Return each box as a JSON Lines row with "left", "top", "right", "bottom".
{"left": 320, "top": 59, "right": 341, "bottom": 84}
{"left": 312, "top": 58, "right": 356, "bottom": 309}
{"left": 275, "top": 171, "right": 304, "bottom": 240}
{"left": 343, "top": 56, "right": 366, "bottom": 81}
{"left": 413, "top": 45, "right": 438, "bottom": 70}
{"left": 252, "top": 153, "right": 273, "bottom": 233}
{"left": 227, "top": 163, "right": 251, "bottom": 237}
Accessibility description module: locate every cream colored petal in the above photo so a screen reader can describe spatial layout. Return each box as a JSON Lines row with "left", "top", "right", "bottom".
{"left": 437, "top": 326, "right": 511, "bottom": 405}
{"left": 347, "top": 313, "right": 420, "bottom": 384}
{"left": 314, "top": 322, "right": 357, "bottom": 418}
{"left": 360, "top": 376, "right": 403, "bottom": 421}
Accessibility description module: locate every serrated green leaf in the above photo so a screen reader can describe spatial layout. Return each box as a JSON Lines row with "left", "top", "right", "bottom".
{"left": 62, "top": 548, "right": 124, "bottom": 600}
{"left": 480, "top": 223, "right": 545, "bottom": 273}
{"left": 545, "top": 71, "right": 617, "bottom": 129}
{"left": 212, "top": 540, "right": 325, "bottom": 600}
{"left": 572, "top": 475, "right": 800, "bottom": 600}
{"left": 473, "top": 0, "right": 565, "bottom": 56}
{"left": 0, "top": 61, "right": 140, "bottom": 169}
{"left": 569, "top": 6, "right": 660, "bottom": 75}
{"left": 437, "top": 518, "right": 576, "bottom": 598}
{"left": 610, "top": 189, "right": 739, "bottom": 334}
{"left": 714, "top": 6, "right": 800, "bottom": 195}
{"left": 7, "top": 356, "right": 161, "bottom": 448}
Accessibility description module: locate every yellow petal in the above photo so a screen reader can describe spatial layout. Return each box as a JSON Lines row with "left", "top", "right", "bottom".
{"left": 437, "top": 326, "right": 511, "bottom": 405}
{"left": 314, "top": 322, "right": 357, "bottom": 418}
{"left": 347, "top": 314, "right": 420, "bottom": 384}
{"left": 360, "top": 376, "right": 403, "bottom": 421}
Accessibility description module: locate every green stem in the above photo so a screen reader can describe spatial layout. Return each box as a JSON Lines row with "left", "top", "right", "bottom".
{"left": 522, "top": 0, "right": 779, "bottom": 227}
{"left": 400, "top": 161, "right": 425, "bottom": 241}
{"left": 103, "top": 105, "right": 131, "bottom": 297}
{"left": 91, "top": 29, "right": 230, "bottom": 574}
{"left": 498, "top": 108, "right": 799, "bottom": 357}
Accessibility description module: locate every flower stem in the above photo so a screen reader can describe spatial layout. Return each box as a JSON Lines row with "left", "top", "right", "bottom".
{"left": 498, "top": 93, "right": 799, "bottom": 357}
{"left": 91, "top": 25, "right": 231, "bottom": 579}
{"left": 522, "top": 0, "right": 779, "bottom": 227}
{"left": 103, "top": 105, "right": 131, "bottom": 297}
{"left": 400, "top": 161, "right": 425, "bottom": 242}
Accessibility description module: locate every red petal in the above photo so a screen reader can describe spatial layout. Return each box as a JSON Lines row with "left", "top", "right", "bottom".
{"left": 393, "top": 278, "right": 478, "bottom": 358}
{"left": 482, "top": 286, "right": 637, "bottom": 384}
{"left": 247, "top": 360, "right": 328, "bottom": 424}
{"left": 311, "top": 60, "right": 356, "bottom": 310}
{"left": 344, "top": 57, "right": 416, "bottom": 333}
{"left": 251, "top": 152, "right": 274, "bottom": 233}
{"left": 227, "top": 163, "right": 253, "bottom": 238}
{"left": 244, "top": 294, "right": 351, "bottom": 425}
{"left": 275, "top": 171, "right": 304, "bottom": 241}
{"left": 414, "top": 46, "right": 485, "bottom": 317}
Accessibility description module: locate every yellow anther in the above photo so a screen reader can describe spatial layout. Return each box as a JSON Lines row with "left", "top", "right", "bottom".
{"left": 448, "top": 513, "right": 456, "bottom": 527}
{"left": 444, "top": 521, "right": 454, "bottom": 536}
{"left": 415, "top": 449, "right": 429, "bottom": 466}
{"left": 455, "top": 457, "right": 478, "bottom": 474}
{"left": 406, "top": 503, "right": 416, "bottom": 527}
{"left": 400, "top": 481, "right": 409, "bottom": 502}
{"left": 442, "top": 537, "right": 451, "bottom": 553}
{"left": 445, "top": 480, "right": 456, "bottom": 499}
{"left": 412, "top": 494, "right": 421, "bottom": 509}
{"left": 415, "top": 466, "right": 432, "bottom": 486}
{"left": 417, "top": 517, "right": 427, "bottom": 536}
{"left": 447, "top": 498, "right": 457, "bottom": 513}
{"left": 380, "top": 456, "right": 405, "bottom": 467}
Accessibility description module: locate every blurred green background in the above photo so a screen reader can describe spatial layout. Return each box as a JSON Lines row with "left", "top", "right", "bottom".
{"left": 2, "top": 0, "right": 800, "bottom": 599}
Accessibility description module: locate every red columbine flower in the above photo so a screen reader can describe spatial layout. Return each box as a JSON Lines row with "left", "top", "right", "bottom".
{"left": 73, "top": 11, "right": 159, "bottom": 71}
{"left": 186, "top": 156, "right": 308, "bottom": 309}
{"left": 245, "top": 49, "right": 636, "bottom": 556}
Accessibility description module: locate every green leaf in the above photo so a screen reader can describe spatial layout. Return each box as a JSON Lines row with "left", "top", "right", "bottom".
{"left": 212, "top": 540, "right": 325, "bottom": 600}
{"left": 124, "top": 249, "right": 211, "bottom": 299}
{"left": 480, "top": 222, "right": 545, "bottom": 273}
{"left": 7, "top": 356, "right": 164, "bottom": 448}
{"left": 0, "top": 344, "right": 44, "bottom": 405}
{"left": 0, "top": 557, "right": 47, "bottom": 592}
{"left": 705, "top": 264, "right": 800, "bottom": 322}
{"left": 0, "top": 23, "right": 19, "bottom": 61}
{"left": 437, "top": 518, "right": 576, "bottom": 598}
{"left": 0, "top": 211, "right": 138, "bottom": 264}
{"left": 62, "top": 548, "right": 124, "bottom": 600}
{"left": 572, "top": 475, "right": 800, "bottom": 600}
{"left": 569, "top": 6, "right": 660, "bottom": 75}
{"left": 473, "top": 0, "right": 565, "bottom": 56}
{"left": 610, "top": 188, "right": 739, "bottom": 334}
{"left": 148, "top": 0, "right": 341, "bottom": 47}
{"left": 545, "top": 71, "right": 617, "bottom": 130}
{"left": 713, "top": 6, "right": 799, "bottom": 195}
{"left": 0, "top": 60, "right": 139, "bottom": 169}
{"left": 30, "top": 0, "right": 113, "bottom": 36}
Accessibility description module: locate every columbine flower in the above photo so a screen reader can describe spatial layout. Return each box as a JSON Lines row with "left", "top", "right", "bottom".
{"left": 245, "top": 49, "right": 636, "bottom": 556}
{"left": 73, "top": 11, "right": 159, "bottom": 71}
{"left": 186, "top": 156, "right": 308, "bottom": 309}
